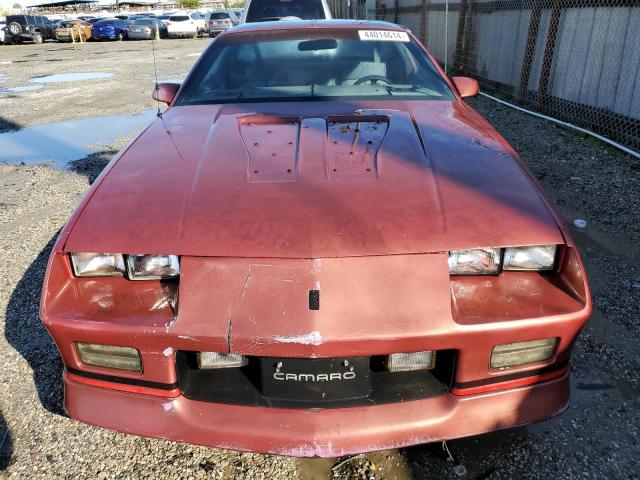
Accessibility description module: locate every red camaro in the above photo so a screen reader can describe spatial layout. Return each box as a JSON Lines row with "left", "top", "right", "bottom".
{"left": 41, "top": 20, "right": 591, "bottom": 457}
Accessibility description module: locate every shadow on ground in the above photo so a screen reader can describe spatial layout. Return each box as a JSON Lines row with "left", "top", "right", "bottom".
{"left": 0, "top": 411, "right": 12, "bottom": 471}
{"left": 3, "top": 151, "right": 115, "bottom": 417}
{"left": 5, "top": 236, "right": 65, "bottom": 415}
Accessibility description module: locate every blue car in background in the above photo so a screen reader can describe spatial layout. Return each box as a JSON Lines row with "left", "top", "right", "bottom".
{"left": 92, "top": 18, "right": 129, "bottom": 41}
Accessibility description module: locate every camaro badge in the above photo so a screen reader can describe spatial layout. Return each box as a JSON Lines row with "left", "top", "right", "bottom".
{"left": 273, "top": 372, "right": 356, "bottom": 382}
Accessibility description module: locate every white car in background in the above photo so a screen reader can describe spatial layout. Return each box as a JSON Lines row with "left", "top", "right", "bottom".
{"left": 240, "top": 0, "right": 332, "bottom": 23}
{"left": 166, "top": 12, "right": 206, "bottom": 38}
{"left": 0, "top": 21, "right": 5, "bottom": 44}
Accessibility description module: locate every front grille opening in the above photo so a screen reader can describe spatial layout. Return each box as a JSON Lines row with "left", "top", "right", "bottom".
{"left": 176, "top": 350, "right": 456, "bottom": 409}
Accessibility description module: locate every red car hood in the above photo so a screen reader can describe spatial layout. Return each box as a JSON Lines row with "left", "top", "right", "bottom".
{"left": 64, "top": 100, "right": 563, "bottom": 258}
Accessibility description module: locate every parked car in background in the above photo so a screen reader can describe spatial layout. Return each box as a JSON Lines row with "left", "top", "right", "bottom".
{"left": 0, "top": 22, "right": 5, "bottom": 45}
{"left": 241, "top": 0, "right": 332, "bottom": 23}
{"left": 92, "top": 18, "right": 130, "bottom": 41}
{"left": 87, "top": 18, "right": 103, "bottom": 25}
{"left": 206, "top": 10, "right": 238, "bottom": 37}
{"left": 55, "top": 20, "right": 92, "bottom": 42}
{"left": 3, "top": 14, "right": 56, "bottom": 44}
{"left": 157, "top": 14, "right": 171, "bottom": 25}
{"left": 127, "top": 18, "right": 168, "bottom": 40}
{"left": 77, "top": 15, "right": 95, "bottom": 21}
{"left": 166, "top": 13, "right": 205, "bottom": 38}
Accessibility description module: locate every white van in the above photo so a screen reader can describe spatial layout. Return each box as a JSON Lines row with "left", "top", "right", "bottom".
{"left": 240, "top": 0, "right": 332, "bottom": 23}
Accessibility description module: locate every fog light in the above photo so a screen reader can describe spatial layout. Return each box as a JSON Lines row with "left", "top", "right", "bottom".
{"left": 387, "top": 351, "right": 435, "bottom": 372}
{"left": 76, "top": 343, "right": 142, "bottom": 371}
{"left": 197, "top": 352, "right": 247, "bottom": 369}
{"left": 490, "top": 338, "right": 558, "bottom": 369}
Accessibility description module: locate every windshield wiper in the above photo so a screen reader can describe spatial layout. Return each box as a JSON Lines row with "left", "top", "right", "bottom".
{"left": 381, "top": 84, "right": 440, "bottom": 96}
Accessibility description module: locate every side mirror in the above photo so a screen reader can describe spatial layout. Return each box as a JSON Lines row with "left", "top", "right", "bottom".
{"left": 451, "top": 76, "right": 479, "bottom": 98}
{"left": 152, "top": 82, "right": 180, "bottom": 105}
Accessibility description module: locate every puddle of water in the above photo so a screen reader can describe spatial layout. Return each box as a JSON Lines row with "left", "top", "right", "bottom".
{"left": 29, "top": 72, "right": 115, "bottom": 83}
{"left": 0, "top": 110, "right": 157, "bottom": 169}
{"left": 0, "top": 85, "right": 44, "bottom": 94}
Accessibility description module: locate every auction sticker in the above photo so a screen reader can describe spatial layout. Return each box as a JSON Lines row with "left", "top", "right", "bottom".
{"left": 358, "top": 30, "right": 410, "bottom": 42}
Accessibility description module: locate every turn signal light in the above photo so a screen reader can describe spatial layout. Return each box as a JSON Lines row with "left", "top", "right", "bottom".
{"left": 387, "top": 351, "right": 435, "bottom": 372}
{"left": 490, "top": 338, "right": 558, "bottom": 369}
{"left": 76, "top": 343, "right": 142, "bottom": 371}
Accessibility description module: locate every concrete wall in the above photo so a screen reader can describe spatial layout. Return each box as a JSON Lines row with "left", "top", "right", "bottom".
{"left": 365, "top": 1, "right": 640, "bottom": 122}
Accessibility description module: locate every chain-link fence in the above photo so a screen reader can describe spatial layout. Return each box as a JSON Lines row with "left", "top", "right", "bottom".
{"left": 347, "top": 0, "right": 640, "bottom": 153}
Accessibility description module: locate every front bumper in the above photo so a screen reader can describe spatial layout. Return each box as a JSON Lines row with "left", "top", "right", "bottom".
{"left": 42, "top": 248, "right": 590, "bottom": 455}
{"left": 64, "top": 369, "right": 569, "bottom": 457}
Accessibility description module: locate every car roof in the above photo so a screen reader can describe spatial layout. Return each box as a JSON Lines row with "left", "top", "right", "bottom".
{"left": 229, "top": 19, "right": 406, "bottom": 35}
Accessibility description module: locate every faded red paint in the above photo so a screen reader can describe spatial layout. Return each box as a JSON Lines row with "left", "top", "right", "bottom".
{"left": 40, "top": 20, "right": 591, "bottom": 456}
{"left": 64, "top": 371, "right": 570, "bottom": 457}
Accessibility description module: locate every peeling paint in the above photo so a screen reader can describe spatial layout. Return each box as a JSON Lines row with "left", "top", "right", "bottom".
{"left": 177, "top": 335, "right": 200, "bottom": 341}
{"left": 274, "top": 331, "right": 324, "bottom": 346}
{"left": 162, "top": 402, "right": 174, "bottom": 413}
{"left": 163, "top": 347, "right": 174, "bottom": 357}
{"left": 150, "top": 297, "right": 170, "bottom": 311}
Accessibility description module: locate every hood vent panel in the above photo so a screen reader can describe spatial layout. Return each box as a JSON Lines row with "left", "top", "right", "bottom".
{"left": 327, "top": 116, "right": 388, "bottom": 180}
{"left": 240, "top": 118, "right": 299, "bottom": 183}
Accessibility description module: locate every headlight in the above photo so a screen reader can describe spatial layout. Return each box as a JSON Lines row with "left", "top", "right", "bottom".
{"left": 70, "top": 252, "right": 125, "bottom": 277}
{"left": 503, "top": 245, "right": 557, "bottom": 271}
{"left": 448, "top": 248, "right": 501, "bottom": 275}
{"left": 127, "top": 254, "right": 180, "bottom": 280}
{"left": 449, "top": 245, "right": 558, "bottom": 275}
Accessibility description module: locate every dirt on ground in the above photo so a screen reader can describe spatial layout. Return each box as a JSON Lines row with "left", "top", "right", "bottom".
{"left": 0, "top": 40, "right": 639, "bottom": 479}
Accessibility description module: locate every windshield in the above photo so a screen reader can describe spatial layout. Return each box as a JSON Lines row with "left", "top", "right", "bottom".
{"left": 133, "top": 19, "right": 155, "bottom": 25}
{"left": 210, "top": 12, "right": 230, "bottom": 19}
{"left": 177, "top": 30, "right": 454, "bottom": 105}
{"left": 170, "top": 15, "right": 189, "bottom": 21}
{"left": 246, "top": 0, "right": 324, "bottom": 22}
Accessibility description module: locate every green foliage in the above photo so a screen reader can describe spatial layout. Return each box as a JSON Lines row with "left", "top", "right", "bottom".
{"left": 179, "top": 0, "right": 200, "bottom": 9}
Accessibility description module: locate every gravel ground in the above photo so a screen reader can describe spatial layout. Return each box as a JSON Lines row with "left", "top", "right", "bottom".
{"left": 0, "top": 40, "right": 639, "bottom": 479}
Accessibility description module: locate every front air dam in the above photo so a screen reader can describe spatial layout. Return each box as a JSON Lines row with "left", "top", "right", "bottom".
{"left": 64, "top": 369, "right": 569, "bottom": 457}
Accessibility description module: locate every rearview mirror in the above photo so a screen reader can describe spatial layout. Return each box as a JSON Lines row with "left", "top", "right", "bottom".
{"left": 152, "top": 82, "right": 180, "bottom": 105}
{"left": 298, "top": 39, "right": 338, "bottom": 51}
{"left": 451, "top": 77, "right": 479, "bottom": 98}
